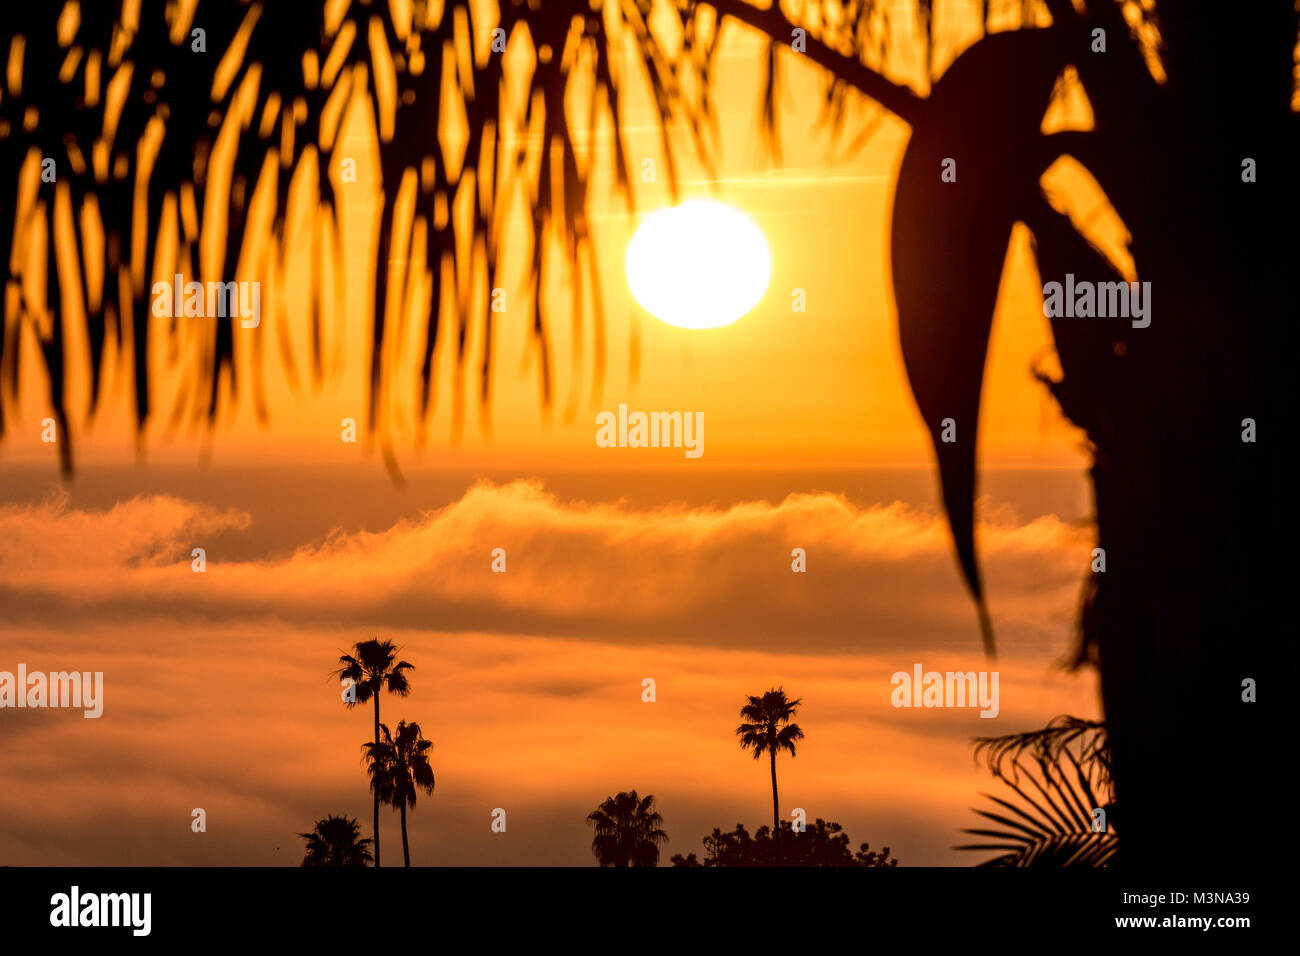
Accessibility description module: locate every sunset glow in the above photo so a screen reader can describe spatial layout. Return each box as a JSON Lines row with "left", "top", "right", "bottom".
{"left": 2, "top": 0, "right": 1275, "bottom": 920}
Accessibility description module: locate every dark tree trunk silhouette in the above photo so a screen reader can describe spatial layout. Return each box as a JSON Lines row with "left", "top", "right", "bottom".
{"left": 372, "top": 694, "right": 382, "bottom": 868}
{"left": 1026, "top": 3, "right": 1285, "bottom": 872}
{"left": 714, "top": 2, "right": 1286, "bottom": 869}
{"left": 400, "top": 802, "right": 410, "bottom": 867}
{"left": 769, "top": 749, "right": 780, "bottom": 847}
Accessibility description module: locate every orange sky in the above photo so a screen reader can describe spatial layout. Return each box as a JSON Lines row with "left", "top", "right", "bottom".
{"left": 0, "top": 475, "right": 1099, "bottom": 865}
{"left": 0, "top": 3, "right": 1108, "bottom": 866}
{"left": 0, "top": 2, "right": 1108, "bottom": 471}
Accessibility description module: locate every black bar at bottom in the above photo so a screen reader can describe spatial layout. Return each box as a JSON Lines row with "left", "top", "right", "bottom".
{"left": 0, "top": 866, "right": 1264, "bottom": 943}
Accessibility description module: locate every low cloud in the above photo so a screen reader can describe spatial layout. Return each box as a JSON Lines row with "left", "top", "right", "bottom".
{"left": 0, "top": 480, "right": 1093, "bottom": 655}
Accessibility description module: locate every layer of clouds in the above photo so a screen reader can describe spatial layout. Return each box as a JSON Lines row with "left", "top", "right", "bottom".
{"left": 0, "top": 481, "right": 1093, "bottom": 654}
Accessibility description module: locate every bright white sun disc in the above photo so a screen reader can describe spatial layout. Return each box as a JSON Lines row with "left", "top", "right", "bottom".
{"left": 625, "top": 200, "right": 771, "bottom": 329}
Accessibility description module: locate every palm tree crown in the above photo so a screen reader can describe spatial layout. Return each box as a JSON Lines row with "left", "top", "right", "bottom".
{"left": 586, "top": 791, "right": 669, "bottom": 867}
{"left": 737, "top": 687, "right": 804, "bottom": 852}
{"left": 298, "top": 814, "right": 374, "bottom": 867}
{"left": 736, "top": 688, "right": 805, "bottom": 761}
{"left": 335, "top": 639, "right": 414, "bottom": 708}
{"left": 363, "top": 720, "right": 436, "bottom": 867}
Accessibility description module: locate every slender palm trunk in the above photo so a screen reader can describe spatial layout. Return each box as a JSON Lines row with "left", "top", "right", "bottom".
{"left": 400, "top": 802, "right": 410, "bottom": 867}
{"left": 372, "top": 693, "right": 381, "bottom": 867}
{"left": 769, "top": 749, "right": 780, "bottom": 852}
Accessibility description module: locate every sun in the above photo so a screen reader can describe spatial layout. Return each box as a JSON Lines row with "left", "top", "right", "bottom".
{"left": 625, "top": 200, "right": 772, "bottom": 329}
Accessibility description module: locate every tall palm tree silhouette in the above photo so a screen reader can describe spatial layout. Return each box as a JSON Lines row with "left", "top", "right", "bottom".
{"left": 298, "top": 814, "right": 374, "bottom": 867}
{"left": 363, "top": 720, "right": 436, "bottom": 867}
{"left": 334, "top": 639, "right": 413, "bottom": 867}
{"left": 736, "top": 688, "right": 804, "bottom": 851}
{"left": 586, "top": 791, "right": 669, "bottom": 867}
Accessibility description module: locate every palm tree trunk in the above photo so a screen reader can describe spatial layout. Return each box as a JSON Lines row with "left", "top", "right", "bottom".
{"left": 400, "top": 802, "right": 410, "bottom": 867}
{"left": 769, "top": 749, "right": 780, "bottom": 851}
{"left": 1033, "top": 7, "right": 1289, "bottom": 872}
{"left": 372, "top": 693, "right": 381, "bottom": 867}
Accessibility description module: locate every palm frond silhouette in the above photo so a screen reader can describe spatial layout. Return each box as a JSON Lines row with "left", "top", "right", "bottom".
{"left": 957, "top": 716, "right": 1117, "bottom": 867}
{"left": 0, "top": 0, "right": 726, "bottom": 477}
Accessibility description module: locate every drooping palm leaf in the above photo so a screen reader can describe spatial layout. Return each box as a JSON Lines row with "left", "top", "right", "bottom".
{"left": 1, "top": 0, "right": 937, "bottom": 478}
{"left": 0, "top": 1, "right": 719, "bottom": 475}
{"left": 958, "top": 717, "right": 1117, "bottom": 867}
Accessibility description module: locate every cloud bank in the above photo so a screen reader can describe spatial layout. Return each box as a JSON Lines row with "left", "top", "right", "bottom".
{"left": 0, "top": 480, "right": 1092, "bottom": 655}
